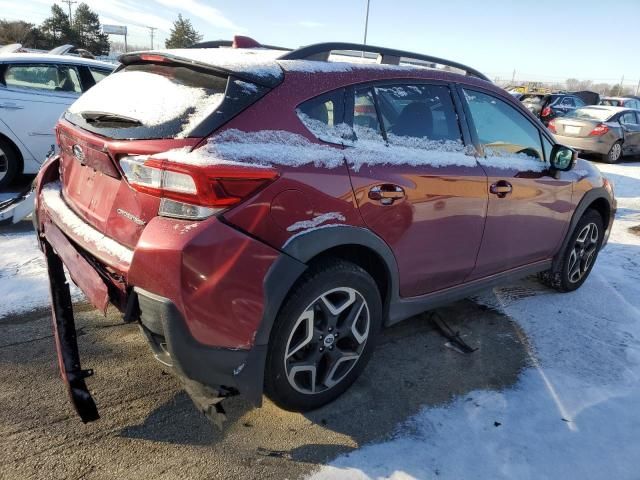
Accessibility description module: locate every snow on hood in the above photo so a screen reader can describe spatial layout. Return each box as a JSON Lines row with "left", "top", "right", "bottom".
{"left": 158, "top": 129, "right": 548, "bottom": 173}
{"left": 68, "top": 70, "right": 224, "bottom": 136}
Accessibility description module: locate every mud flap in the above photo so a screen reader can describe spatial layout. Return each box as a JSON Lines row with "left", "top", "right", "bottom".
{"left": 44, "top": 241, "right": 99, "bottom": 423}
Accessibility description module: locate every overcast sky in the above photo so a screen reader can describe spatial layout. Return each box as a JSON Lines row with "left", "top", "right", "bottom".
{"left": 5, "top": 0, "right": 640, "bottom": 86}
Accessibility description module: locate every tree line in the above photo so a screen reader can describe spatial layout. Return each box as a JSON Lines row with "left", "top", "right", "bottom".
{"left": 0, "top": 3, "right": 203, "bottom": 55}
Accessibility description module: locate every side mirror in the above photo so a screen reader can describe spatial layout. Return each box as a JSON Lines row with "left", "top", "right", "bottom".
{"left": 550, "top": 144, "right": 576, "bottom": 172}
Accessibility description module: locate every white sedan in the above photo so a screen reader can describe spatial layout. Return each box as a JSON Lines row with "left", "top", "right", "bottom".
{"left": 0, "top": 53, "right": 115, "bottom": 188}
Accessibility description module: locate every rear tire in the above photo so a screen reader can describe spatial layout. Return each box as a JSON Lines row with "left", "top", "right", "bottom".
{"left": 0, "top": 139, "right": 19, "bottom": 190}
{"left": 603, "top": 141, "right": 622, "bottom": 164}
{"left": 264, "top": 260, "right": 382, "bottom": 411}
{"left": 538, "top": 209, "right": 604, "bottom": 292}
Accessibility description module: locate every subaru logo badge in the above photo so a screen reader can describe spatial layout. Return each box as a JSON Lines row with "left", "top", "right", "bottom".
{"left": 72, "top": 144, "right": 85, "bottom": 163}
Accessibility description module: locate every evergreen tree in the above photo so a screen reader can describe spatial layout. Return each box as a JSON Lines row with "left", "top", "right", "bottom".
{"left": 165, "top": 14, "right": 202, "bottom": 48}
{"left": 40, "top": 4, "right": 75, "bottom": 48}
{"left": 73, "top": 3, "right": 109, "bottom": 55}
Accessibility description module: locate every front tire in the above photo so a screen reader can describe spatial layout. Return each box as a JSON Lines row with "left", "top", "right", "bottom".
{"left": 265, "top": 260, "right": 382, "bottom": 411}
{"left": 539, "top": 209, "right": 604, "bottom": 292}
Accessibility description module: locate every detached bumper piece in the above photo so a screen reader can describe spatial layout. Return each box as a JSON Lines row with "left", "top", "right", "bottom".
{"left": 44, "top": 240, "right": 99, "bottom": 423}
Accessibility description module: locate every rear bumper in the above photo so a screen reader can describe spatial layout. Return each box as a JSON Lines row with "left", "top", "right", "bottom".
{"left": 553, "top": 134, "right": 613, "bottom": 155}
{"left": 35, "top": 159, "right": 306, "bottom": 422}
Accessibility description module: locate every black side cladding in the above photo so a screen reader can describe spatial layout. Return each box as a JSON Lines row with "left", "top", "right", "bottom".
{"left": 45, "top": 241, "right": 99, "bottom": 423}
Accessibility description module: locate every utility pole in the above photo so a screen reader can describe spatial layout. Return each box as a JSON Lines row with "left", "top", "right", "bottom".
{"left": 60, "top": 0, "right": 77, "bottom": 27}
{"left": 618, "top": 74, "right": 624, "bottom": 96}
{"left": 635, "top": 79, "right": 640, "bottom": 96}
{"left": 511, "top": 69, "right": 516, "bottom": 84}
{"left": 147, "top": 26, "right": 157, "bottom": 50}
{"left": 363, "top": 0, "right": 371, "bottom": 46}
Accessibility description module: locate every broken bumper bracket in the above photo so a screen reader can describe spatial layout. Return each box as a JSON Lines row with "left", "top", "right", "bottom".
{"left": 44, "top": 240, "right": 100, "bottom": 423}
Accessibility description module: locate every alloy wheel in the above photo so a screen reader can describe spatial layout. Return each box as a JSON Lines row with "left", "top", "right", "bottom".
{"left": 567, "top": 222, "right": 599, "bottom": 283}
{"left": 609, "top": 143, "right": 622, "bottom": 162}
{"left": 284, "top": 287, "right": 370, "bottom": 395}
{"left": 0, "top": 147, "right": 7, "bottom": 183}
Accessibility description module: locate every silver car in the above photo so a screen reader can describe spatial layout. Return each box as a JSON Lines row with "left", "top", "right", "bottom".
{"left": 549, "top": 105, "right": 640, "bottom": 163}
{"left": 0, "top": 53, "right": 115, "bottom": 188}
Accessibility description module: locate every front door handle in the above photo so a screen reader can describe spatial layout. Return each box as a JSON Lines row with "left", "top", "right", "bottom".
{"left": 490, "top": 180, "right": 512, "bottom": 198}
{"left": 369, "top": 184, "right": 405, "bottom": 205}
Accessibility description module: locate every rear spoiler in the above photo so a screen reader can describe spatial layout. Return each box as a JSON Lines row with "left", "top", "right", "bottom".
{"left": 117, "top": 51, "right": 283, "bottom": 88}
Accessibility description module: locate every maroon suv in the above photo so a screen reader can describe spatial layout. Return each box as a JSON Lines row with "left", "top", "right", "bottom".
{"left": 34, "top": 37, "right": 616, "bottom": 423}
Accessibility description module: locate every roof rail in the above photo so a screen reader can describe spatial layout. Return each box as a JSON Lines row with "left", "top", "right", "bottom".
{"left": 279, "top": 42, "right": 489, "bottom": 81}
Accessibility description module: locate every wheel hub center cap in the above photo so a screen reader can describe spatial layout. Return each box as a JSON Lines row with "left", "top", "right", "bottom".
{"left": 323, "top": 334, "right": 335, "bottom": 347}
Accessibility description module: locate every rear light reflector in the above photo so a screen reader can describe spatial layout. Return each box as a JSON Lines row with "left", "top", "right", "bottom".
{"left": 119, "top": 154, "right": 278, "bottom": 220}
{"left": 547, "top": 120, "right": 557, "bottom": 133}
{"left": 588, "top": 124, "right": 609, "bottom": 136}
{"left": 541, "top": 106, "right": 552, "bottom": 117}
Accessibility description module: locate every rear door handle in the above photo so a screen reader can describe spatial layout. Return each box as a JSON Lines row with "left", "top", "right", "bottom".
{"left": 490, "top": 180, "right": 512, "bottom": 198}
{"left": 369, "top": 184, "right": 405, "bottom": 205}
{"left": 0, "top": 103, "right": 24, "bottom": 110}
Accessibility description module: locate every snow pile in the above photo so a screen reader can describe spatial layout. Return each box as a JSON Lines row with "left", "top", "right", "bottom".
{"left": 41, "top": 182, "right": 134, "bottom": 265}
{"left": 149, "top": 48, "right": 285, "bottom": 79}
{"left": 68, "top": 70, "right": 224, "bottom": 136}
{"left": 287, "top": 212, "right": 346, "bottom": 232}
{"left": 310, "top": 161, "right": 640, "bottom": 479}
{"left": 0, "top": 229, "right": 81, "bottom": 318}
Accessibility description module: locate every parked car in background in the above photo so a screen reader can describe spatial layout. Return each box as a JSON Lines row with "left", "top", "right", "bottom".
{"left": 33, "top": 37, "right": 615, "bottom": 424}
{"left": 549, "top": 105, "right": 640, "bottom": 163}
{"left": 521, "top": 93, "right": 587, "bottom": 125}
{"left": 599, "top": 96, "right": 640, "bottom": 109}
{"left": 0, "top": 53, "right": 114, "bottom": 188}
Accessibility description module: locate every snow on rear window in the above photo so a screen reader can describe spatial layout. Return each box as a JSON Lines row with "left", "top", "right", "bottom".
{"left": 68, "top": 67, "right": 226, "bottom": 137}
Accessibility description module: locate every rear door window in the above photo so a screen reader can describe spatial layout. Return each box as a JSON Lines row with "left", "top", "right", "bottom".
{"left": 463, "top": 89, "right": 545, "bottom": 164}
{"left": 4, "top": 64, "right": 82, "bottom": 93}
{"left": 621, "top": 112, "right": 639, "bottom": 125}
{"left": 374, "top": 84, "right": 462, "bottom": 143}
{"left": 88, "top": 68, "right": 110, "bottom": 84}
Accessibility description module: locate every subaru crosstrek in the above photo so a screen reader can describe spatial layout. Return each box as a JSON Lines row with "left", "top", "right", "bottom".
{"left": 34, "top": 37, "right": 616, "bottom": 423}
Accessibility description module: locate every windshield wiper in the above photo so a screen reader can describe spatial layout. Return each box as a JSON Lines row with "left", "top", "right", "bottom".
{"left": 81, "top": 111, "right": 142, "bottom": 126}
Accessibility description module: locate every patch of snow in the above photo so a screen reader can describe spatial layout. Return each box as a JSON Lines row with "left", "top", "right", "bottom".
{"left": 0, "top": 228, "right": 82, "bottom": 319}
{"left": 479, "top": 148, "right": 548, "bottom": 172}
{"left": 68, "top": 70, "right": 224, "bottom": 136}
{"left": 149, "top": 48, "right": 285, "bottom": 79}
{"left": 310, "top": 163, "right": 640, "bottom": 480}
{"left": 279, "top": 59, "right": 428, "bottom": 74}
{"left": 283, "top": 223, "right": 350, "bottom": 249}
{"left": 41, "top": 182, "right": 133, "bottom": 265}
{"left": 287, "top": 212, "right": 346, "bottom": 232}
{"left": 296, "top": 110, "right": 353, "bottom": 144}
{"left": 233, "top": 79, "right": 259, "bottom": 94}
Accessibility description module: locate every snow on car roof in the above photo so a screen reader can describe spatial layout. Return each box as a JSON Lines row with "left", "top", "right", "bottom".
{"left": 0, "top": 52, "right": 116, "bottom": 69}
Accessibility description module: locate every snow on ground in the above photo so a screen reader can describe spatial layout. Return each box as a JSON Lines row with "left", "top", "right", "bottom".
{"left": 311, "top": 161, "right": 640, "bottom": 479}
{"left": 0, "top": 228, "right": 51, "bottom": 318}
{"left": 0, "top": 225, "right": 82, "bottom": 319}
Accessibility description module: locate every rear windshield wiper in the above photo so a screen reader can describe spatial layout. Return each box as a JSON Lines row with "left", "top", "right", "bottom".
{"left": 81, "top": 111, "right": 142, "bottom": 126}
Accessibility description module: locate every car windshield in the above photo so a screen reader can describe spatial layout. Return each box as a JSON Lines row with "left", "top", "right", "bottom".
{"left": 566, "top": 107, "right": 613, "bottom": 121}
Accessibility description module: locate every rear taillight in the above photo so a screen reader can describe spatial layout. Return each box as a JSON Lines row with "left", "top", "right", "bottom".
{"left": 547, "top": 120, "right": 557, "bottom": 133}
{"left": 120, "top": 155, "right": 278, "bottom": 220}
{"left": 588, "top": 124, "right": 609, "bottom": 136}
{"left": 541, "top": 106, "right": 552, "bottom": 117}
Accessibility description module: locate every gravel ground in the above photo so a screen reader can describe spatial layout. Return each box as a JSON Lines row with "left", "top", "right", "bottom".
{"left": 0, "top": 295, "right": 529, "bottom": 480}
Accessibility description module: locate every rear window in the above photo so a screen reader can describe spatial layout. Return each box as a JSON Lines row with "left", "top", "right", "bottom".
{"left": 65, "top": 63, "right": 254, "bottom": 140}
{"left": 599, "top": 99, "right": 621, "bottom": 106}
{"left": 566, "top": 107, "right": 614, "bottom": 121}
